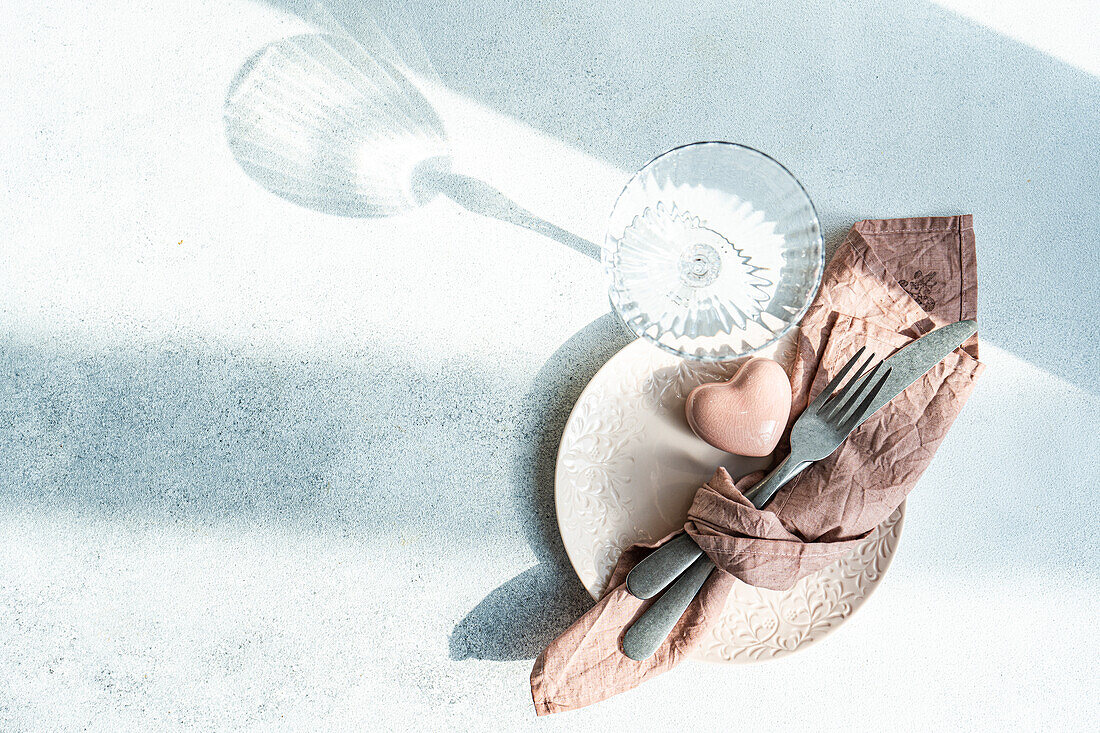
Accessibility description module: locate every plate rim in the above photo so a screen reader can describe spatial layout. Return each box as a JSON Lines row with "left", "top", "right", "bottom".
{"left": 552, "top": 337, "right": 637, "bottom": 597}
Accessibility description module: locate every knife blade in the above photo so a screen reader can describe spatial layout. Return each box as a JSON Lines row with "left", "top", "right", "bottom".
{"left": 852, "top": 319, "right": 977, "bottom": 427}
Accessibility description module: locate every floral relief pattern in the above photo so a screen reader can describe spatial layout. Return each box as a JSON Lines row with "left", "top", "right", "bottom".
{"left": 558, "top": 392, "right": 645, "bottom": 542}
{"left": 698, "top": 506, "right": 903, "bottom": 662}
{"left": 556, "top": 335, "right": 905, "bottom": 664}
{"left": 637, "top": 358, "right": 740, "bottom": 412}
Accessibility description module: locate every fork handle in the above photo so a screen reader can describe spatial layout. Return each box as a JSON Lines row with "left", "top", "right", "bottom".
{"left": 625, "top": 455, "right": 809, "bottom": 601}
{"left": 743, "top": 454, "right": 808, "bottom": 508}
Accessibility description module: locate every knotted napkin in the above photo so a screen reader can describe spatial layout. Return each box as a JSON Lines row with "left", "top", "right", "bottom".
{"left": 532, "top": 215, "right": 984, "bottom": 715}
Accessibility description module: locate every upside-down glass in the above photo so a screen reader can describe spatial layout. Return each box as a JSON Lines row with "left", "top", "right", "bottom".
{"left": 604, "top": 142, "right": 824, "bottom": 361}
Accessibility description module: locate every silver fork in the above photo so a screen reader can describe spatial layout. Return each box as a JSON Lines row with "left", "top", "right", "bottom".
{"left": 620, "top": 347, "right": 892, "bottom": 661}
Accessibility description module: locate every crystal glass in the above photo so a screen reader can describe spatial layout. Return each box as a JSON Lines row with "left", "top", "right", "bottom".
{"left": 604, "top": 142, "right": 823, "bottom": 361}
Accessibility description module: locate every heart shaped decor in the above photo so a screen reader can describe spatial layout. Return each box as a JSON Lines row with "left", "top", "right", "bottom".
{"left": 685, "top": 357, "right": 792, "bottom": 457}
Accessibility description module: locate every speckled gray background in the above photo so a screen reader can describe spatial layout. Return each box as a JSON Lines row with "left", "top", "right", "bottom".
{"left": 1, "top": 0, "right": 1097, "bottom": 730}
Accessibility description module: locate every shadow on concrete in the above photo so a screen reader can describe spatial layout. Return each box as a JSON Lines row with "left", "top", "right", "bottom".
{"left": 224, "top": 27, "right": 598, "bottom": 259}
{"left": 449, "top": 311, "right": 634, "bottom": 660}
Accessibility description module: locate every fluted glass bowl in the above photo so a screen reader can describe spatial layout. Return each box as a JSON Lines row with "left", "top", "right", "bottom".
{"left": 604, "top": 142, "right": 823, "bottom": 361}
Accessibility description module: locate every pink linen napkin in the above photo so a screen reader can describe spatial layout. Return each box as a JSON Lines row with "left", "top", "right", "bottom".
{"left": 532, "top": 215, "right": 985, "bottom": 715}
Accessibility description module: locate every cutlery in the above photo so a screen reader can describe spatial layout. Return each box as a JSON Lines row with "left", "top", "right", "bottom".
{"left": 621, "top": 320, "right": 978, "bottom": 661}
{"left": 624, "top": 345, "right": 886, "bottom": 602}
{"left": 622, "top": 346, "right": 889, "bottom": 661}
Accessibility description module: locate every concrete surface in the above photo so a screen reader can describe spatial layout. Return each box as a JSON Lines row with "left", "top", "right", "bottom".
{"left": 1, "top": 0, "right": 1097, "bottom": 730}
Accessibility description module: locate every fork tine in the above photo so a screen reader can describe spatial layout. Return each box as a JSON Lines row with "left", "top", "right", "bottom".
{"left": 826, "top": 360, "right": 885, "bottom": 424}
{"left": 821, "top": 358, "right": 882, "bottom": 422}
{"left": 808, "top": 347, "right": 867, "bottom": 412}
{"left": 839, "top": 366, "right": 892, "bottom": 433}
{"left": 820, "top": 351, "right": 877, "bottom": 413}
{"left": 847, "top": 351, "right": 879, "bottom": 387}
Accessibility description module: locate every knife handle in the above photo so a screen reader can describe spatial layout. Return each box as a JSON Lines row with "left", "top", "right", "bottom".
{"left": 622, "top": 555, "right": 715, "bottom": 661}
{"left": 626, "top": 533, "right": 705, "bottom": 599}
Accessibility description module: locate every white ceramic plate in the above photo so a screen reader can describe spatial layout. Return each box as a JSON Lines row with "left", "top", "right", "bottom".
{"left": 554, "top": 333, "right": 903, "bottom": 663}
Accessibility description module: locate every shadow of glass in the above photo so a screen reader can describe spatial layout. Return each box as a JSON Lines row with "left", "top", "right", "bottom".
{"left": 412, "top": 156, "right": 600, "bottom": 260}
{"left": 224, "top": 33, "right": 449, "bottom": 218}
{"left": 224, "top": 30, "right": 598, "bottom": 258}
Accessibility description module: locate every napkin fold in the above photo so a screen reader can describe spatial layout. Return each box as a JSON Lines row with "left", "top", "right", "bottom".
{"left": 532, "top": 215, "right": 984, "bottom": 715}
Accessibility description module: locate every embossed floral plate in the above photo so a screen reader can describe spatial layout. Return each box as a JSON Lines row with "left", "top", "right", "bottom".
{"left": 554, "top": 334, "right": 904, "bottom": 663}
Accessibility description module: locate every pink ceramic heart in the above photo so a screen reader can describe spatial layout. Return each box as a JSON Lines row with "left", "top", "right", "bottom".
{"left": 685, "top": 357, "right": 792, "bottom": 457}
